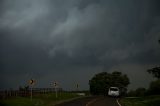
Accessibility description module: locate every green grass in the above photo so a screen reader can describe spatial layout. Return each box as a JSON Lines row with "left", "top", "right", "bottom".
{"left": 120, "top": 95, "right": 160, "bottom": 106}
{"left": 0, "top": 92, "right": 83, "bottom": 106}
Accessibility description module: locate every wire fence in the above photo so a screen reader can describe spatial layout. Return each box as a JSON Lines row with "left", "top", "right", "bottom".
{"left": 0, "top": 88, "right": 62, "bottom": 99}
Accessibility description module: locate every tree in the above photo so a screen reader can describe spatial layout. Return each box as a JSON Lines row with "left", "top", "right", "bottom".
{"left": 89, "top": 72, "right": 110, "bottom": 95}
{"left": 147, "top": 67, "right": 160, "bottom": 79}
{"left": 147, "top": 67, "right": 160, "bottom": 95}
{"left": 135, "top": 88, "right": 146, "bottom": 96}
{"left": 89, "top": 71, "right": 130, "bottom": 95}
{"left": 111, "top": 72, "right": 130, "bottom": 88}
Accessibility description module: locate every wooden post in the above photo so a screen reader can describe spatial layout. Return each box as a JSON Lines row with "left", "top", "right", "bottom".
{"left": 30, "top": 86, "right": 32, "bottom": 101}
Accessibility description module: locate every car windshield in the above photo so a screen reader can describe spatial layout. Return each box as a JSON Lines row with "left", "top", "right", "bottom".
{"left": 110, "top": 88, "right": 118, "bottom": 91}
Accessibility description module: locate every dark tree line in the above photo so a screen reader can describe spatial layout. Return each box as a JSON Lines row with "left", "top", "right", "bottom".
{"left": 89, "top": 71, "right": 130, "bottom": 95}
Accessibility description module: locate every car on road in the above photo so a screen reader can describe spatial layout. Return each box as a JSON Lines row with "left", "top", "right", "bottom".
{"left": 108, "top": 87, "right": 120, "bottom": 97}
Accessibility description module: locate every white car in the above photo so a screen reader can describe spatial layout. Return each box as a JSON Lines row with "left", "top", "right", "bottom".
{"left": 108, "top": 87, "right": 120, "bottom": 97}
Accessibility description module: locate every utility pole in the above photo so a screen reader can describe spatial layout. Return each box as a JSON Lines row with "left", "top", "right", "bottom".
{"left": 76, "top": 83, "right": 79, "bottom": 92}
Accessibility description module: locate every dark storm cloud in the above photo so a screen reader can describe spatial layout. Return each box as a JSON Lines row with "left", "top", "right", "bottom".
{"left": 0, "top": 0, "right": 160, "bottom": 90}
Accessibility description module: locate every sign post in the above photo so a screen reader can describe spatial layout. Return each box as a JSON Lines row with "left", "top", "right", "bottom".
{"left": 54, "top": 82, "right": 58, "bottom": 98}
{"left": 29, "top": 79, "right": 35, "bottom": 101}
{"left": 31, "top": 85, "right": 32, "bottom": 101}
{"left": 50, "top": 82, "right": 58, "bottom": 98}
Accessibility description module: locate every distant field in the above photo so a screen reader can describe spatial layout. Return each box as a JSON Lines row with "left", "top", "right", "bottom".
{"left": 120, "top": 95, "right": 160, "bottom": 106}
{"left": 0, "top": 92, "right": 84, "bottom": 106}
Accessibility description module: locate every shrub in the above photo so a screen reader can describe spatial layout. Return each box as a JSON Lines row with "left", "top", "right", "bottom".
{"left": 148, "top": 79, "right": 160, "bottom": 95}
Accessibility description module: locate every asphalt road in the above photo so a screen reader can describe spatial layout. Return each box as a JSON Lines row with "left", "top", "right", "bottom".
{"left": 56, "top": 96, "right": 120, "bottom": 106}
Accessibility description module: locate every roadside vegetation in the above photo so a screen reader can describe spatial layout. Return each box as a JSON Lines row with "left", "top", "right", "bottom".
{"left": 120, "top": 95, "right": 160, "bottom": 106}
{"left": 0, "top": 92, "right": 84, "bottom": 106}
{"left": 120, "top": 66, "right": 160, "bottom": 106}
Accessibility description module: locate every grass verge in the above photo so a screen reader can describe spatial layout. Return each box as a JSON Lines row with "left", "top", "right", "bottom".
{"left": 120, "top": 95, "right": 160, "bottom": 106}
{"left": 0, "top": 92, "right": 84, "bottom": 106}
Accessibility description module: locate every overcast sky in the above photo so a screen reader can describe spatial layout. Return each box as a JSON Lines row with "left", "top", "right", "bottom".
{"left": 0, "top": 0, "right": 160, "bottom": 90}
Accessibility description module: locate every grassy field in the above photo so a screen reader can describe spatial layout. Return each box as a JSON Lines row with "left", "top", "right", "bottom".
{"left": 120, "top": 95, "right": 160, "bottom": 106}
{"left": 0, "top": 92, "right": 84, "bottom": 106}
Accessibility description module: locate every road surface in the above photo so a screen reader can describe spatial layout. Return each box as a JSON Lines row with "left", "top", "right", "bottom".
{"left": 56, "top": 96, "right": 120, "bottom": 106}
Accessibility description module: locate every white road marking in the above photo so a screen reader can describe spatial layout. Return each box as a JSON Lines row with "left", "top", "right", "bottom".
{"left": 86, "top": 98, "right": 99, "bottom": 106}
{"left": 116, "top": 99, "right": 122, "bottom": 106}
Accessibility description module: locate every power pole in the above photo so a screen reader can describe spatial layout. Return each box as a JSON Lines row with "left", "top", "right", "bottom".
{"left": 76, "top": 83, "right": 79, "bottom": 92}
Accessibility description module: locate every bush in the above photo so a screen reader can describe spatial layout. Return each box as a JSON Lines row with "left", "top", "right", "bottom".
{"left": 147, "top": 79, "right": 160, "bottom": 95}
{"left": 127, "top": 88, "right": 146, "bottom": 97}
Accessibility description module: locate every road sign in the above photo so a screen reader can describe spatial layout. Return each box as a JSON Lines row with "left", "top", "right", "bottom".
{"left": 54, "top": 82, "right": 57, "bottom": 87}
{"left": 29, "top": 79, "right": 35, "bottom": 85}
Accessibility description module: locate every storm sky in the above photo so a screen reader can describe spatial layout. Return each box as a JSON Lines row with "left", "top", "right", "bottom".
{"left": 0, "top": 0, "right": 160, "bottom": 90}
